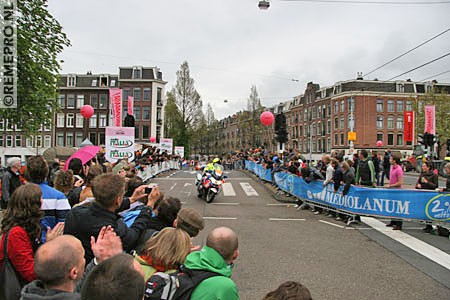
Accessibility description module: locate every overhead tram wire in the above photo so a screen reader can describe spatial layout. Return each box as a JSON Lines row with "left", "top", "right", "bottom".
{"left": 363, "top": 27, "right": 450, "bottom": 77}
{"left": 420, "top": 70, "right": 450, "bottom": 82}
{"left": 280, "top": 0, "right": 450, "bottom": 4}
{"left": 387, "top": 51, "right": 450, "bottom": 81}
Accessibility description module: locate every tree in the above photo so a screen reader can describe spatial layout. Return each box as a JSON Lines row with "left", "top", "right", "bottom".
{"left": 241, "top": 85, "right": 263, "bottom": 147}
{"left": 163, "top": 90, "right": 183, "bottom": 144}
{"left": 0, "top": 0, "right": 71, "bottom": 135}
{"left": 171, "top": 61, "right": 203, "bottom": 155}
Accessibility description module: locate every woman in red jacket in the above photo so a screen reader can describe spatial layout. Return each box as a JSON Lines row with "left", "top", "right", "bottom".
{"left": 0, "top": 184, "right": 64, "bottom": 284}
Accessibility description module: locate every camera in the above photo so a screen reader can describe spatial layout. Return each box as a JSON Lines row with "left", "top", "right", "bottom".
{"left": 145, "top": 187, "right": 153, "bottom": 194}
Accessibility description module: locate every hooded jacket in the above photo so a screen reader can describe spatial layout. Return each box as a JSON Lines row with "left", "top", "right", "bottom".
{"left": 183, "top": 246, "right": 239, "bottom": 300}
{"left": 21, "top": 280, "right": 80, "bottom": 300}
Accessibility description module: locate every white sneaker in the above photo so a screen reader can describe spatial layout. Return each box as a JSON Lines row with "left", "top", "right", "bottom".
{"left": 314, "top": 211, "right": 321, "bottom": 215}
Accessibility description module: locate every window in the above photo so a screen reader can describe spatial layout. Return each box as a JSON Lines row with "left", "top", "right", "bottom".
{"left": 327, "top": 104, "right": 331, "bottom": 116}
{"left": 44, "top": 136, "right": 51, "bottom": 148}
{"left": 334, "top": 117, "right": 338, "bottom": 130}
{"left": 334, "top": 134, "right": 338, "bottom": 145}
{"left": 143, "top": 125, "right": 149, "bottom": 139}
{"left": 133, "top": 107, "right": 141, "bottom": 120}
{"left": 340, "top": 117, "right": 344, "bottom": 129}
{"left": 387, "top": 116, "right": 394, "bottom": 129}
{"left": 99, "top": 133, "right": 105, "bottom": 145}
{"left": 376, "top": 99, "right": 383, "bottom": 112}
{"left": 397, "top": 100, "right": 404, "bottom": 112}
{"left": 334, "top": 101, "right": 339, "bottom": 114}
{"left": 90, "top": 94, "right": 98, "bottom": 108}
{"left": 76, "top": 133, "right": 83, "bottom": 146}
{"left": 15, "top": 135, "right": 21, "bottom": 147}
{"left": 133, "top": 88, "right": 141, "bottom": 101}
{"left": 397, "top": 134, "right": 404, "bottom": 146}
{"left": 100, "top": 76, "right": 108, "bottom": 87}
{"left": 67, "top": 94, "right": 75, "bottom": 108}
{"left": 0, "top": 119, "right": 4, "bottom": 131}
{"left": 58, "top": 94, "right": 65, "bottom": 108}
{"left": 143, "top": 88, "right": 151, "bottom": 101}
{"left": 76, "top": 113, "right": 84, "bottom": 128}
{"left": 44, "top": 124, "right": 51, "bottom": 131}
{"left": 67, "top": 75, "right": 76, "bottom": 87}
{"left": 387, "top": 100, "right": 394, "bottom": 112}
{"left": 327, "top": 120, "right": 331, "bottom": 134}
{"left": 377, "top": 133, "right": 383, "bottom": 142}
{"left": 76, "top": 95, "right": 84, "bottom": 109}
{"left": 89, "top": 133, "right": 97, "bottom": 145}
{"left": 90, "top": 114, "right": 97, "bottom": 128}
{"left": 99, "top": 94, "right": 107, "bottom": 109}
{"left": 110, "top": 79, "right": 116, "bottom": 87}
{"left": 36, "top": 136, "right": 42, "bottom": 148}
{"left": 6, "top": 121, "right": 13, "bottom": 131}
{"left": 142, "top": 107, "right": 150, "bottom": 120}
{"left": 340, "top": 133, "right": 344, "bottom": 146}
{"left": 377, "top": 116, "right": 383, "bottom": 129}
{"left": 26, "top": 136, "right": 33, "bottom": 147}
{"left": 57, "top": 133, "right": 64, "bottom": 146}
{"left": 0, "top": 136, "right": 3, "bottom": 147}
{"left": 67, "top": 113, "right": 74, "bottom": 127}
{"left": 348, "top": 97, "right": 355, "bottom": 112}
{"left": 406, "top": 100, "right": 412, "bottom": 111}
{"left": 327, "top": 138, "right": 331, "bottom": 153}
{"left": 6, "top": 135, "right": 12, "bottom": 147}
{"left": 91, "top": 79, "right": 97, "bottom": 87}
{"left": 57, "top": 113, "right": 65, "bottom": 127}
{"left": 99, "top": 114, "right": 107, "bottom": 127}
{"left": 397, "top": 116, "right": 403, "bottom": 130}
{"left": 387, "top": 133, "right": 394, "bottom": 146}
{"left": 340, "top": 100, "right": 345, "bottom": 113}
{"left": 123, "top": 89, "right": 131, "bottom": 103}
{"left": 135, "top": 126, "right": 140, "bottom": 139}
{"left": 133, "top": 67, "right": 142, "bottom": 79}
{"left": 66, "top": 133, "right": 73, "bottom": 147}
{"left": 157, "top": 87, "right": 162, "bottom": 104}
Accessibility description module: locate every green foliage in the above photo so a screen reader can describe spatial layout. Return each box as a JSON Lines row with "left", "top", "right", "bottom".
{"left": 0, "top": 0, "right": 70, "bottom": 135}
{"left": 239, "top": 85, "right": 264, "bottom": 147}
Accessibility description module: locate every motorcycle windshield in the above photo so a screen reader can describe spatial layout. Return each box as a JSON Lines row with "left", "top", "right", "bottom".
{"left": 213, "top": 164, "right": 224, "bottom": 179}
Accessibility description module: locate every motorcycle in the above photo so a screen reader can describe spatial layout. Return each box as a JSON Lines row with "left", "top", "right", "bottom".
{"left": 195, "top": 164, "right": 225, "bottom": 203}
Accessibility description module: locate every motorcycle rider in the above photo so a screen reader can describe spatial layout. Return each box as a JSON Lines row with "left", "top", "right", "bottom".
{"left": 203, "top": 158, "right": 222, "bottom": 174}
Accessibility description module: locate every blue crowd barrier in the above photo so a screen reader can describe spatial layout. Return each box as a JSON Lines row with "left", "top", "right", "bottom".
{"left": 245, "top": 160, "right": 450, "bottom": 224}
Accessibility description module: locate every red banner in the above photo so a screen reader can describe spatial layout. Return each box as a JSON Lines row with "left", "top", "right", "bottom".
{"left": 128, "top": 96, "right": 134, "bottom": 116}
{"left": 424, "top": 105, "right": 435, "bottom": 135}
{"left": 109, "top": 88, "right": 122, "bottom": 127}
{"left": 404, "top": 111, "right": 414, "bottom": 143}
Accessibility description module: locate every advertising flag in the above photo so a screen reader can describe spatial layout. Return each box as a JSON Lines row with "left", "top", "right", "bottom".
{"left": 105, "top": 127, "right": 135, "bottom": 163}
{"left": 404, "top": 111, "right": 414, "bottom": 143}
{"left": 160, "top": 138, "right": 173, "bottom": 155}
{"left": 128, "top": 96, "right": 134, "bottom": 116}
{"left": 109, "top": 88, "right": 122, "bottom": 127}
{"left": 424, "top": 105, "right": 435, "bottom": 135}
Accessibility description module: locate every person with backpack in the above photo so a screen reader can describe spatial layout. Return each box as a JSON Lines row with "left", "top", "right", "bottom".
{"left": 144, "top": 227, "right": 239, "bottom": 300}
{"left": 355, "top": 150, "right": 376, "bottom": 187}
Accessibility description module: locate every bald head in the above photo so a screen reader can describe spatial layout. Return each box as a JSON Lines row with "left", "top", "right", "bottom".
{"left": 206, "top": 227, "right": 239, "bottom": 262}
{"left": 35, "top": 235, "right": 85, "bottom": 287}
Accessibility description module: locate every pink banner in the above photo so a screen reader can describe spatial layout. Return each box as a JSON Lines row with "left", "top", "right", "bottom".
{"left": 404, "top": 111, "right": 414, "bottom": 143}
{"left": 109, "top": 89, "right": 122, "bottom": 127}
{"left": 424, "top": 105, "right": 435, "bottom": 135}
{"left": 128, "top": 96, "right": 134, "bottom": 116}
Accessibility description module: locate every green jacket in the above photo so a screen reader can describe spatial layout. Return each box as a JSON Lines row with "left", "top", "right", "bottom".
{"left": 184, "top": 246, "right": 239, "bottom": 300}
{"left": 133, "top": 253, "right": 176, "bottom": 282}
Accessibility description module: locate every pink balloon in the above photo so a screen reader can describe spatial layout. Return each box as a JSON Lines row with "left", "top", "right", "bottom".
{"left": 80, "top": 105, "right": 94, "bottom": 119}
{"left": 150, "top": 136, "right": 156, "bottom": 143}
{"left": 260, "top": 111, "right": 275, "bottom": 126}
{"left": 376, "top": 140, "right": 383, "bottom": 147}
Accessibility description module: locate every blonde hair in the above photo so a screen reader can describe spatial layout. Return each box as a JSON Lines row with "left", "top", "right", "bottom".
{"left": 141, "top": 228, "right": 191, "bottom": 268}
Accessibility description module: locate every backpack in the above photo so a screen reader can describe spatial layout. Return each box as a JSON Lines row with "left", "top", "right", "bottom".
{"left": 144, "top": 266, "right": 221, "bottom": 300}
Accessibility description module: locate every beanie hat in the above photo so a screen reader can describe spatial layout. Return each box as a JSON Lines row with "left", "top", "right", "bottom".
{"left": 176, "top": 208, "right": 204, "bottom": 237}
{"left": 7, "top": 157, "right": 21, "bottom": 168}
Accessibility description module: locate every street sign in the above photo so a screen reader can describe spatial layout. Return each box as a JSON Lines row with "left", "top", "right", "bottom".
{"left": 348, "top": 131, "right": 356, "bottom": 141}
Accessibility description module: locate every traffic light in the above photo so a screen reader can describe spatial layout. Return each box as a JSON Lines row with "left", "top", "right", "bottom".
{"left": 424, "top": 132, "right": 435, "bottom": 147}
{"left": 418, "top": 133, "right": 424, "bottom": 145}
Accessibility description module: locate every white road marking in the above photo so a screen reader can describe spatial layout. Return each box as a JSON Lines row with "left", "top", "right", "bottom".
{"left": 361, "top": 217, "right": 450, "bottom": 271}
{"left": 266, "top": 203, "right": 291, "bottom": 206}
{"left": 319, "top": 220, "right": 345, "bottom": 229}
{"left": 169, "top": 183, "right": 177, "bottom": 191}
{"left": 211, "top": 202, "right": 240, "bottom": 206}
{"left": 187, "top": 192, "right": 191, "bottom": 197}
{"left": 181, "top": 201, "right": 187, "bottom": 204}
{"left": 203, "top": 217, "right": 237, "bottom": 220}
{"left": 222, "top": 182, "right": 236, "bottom": 196}
{"left": 240, "top": 182, "right": 259, "bottom": 196}
{"left": 269, "top": 218, "right": 306, "bottom": 221}
{"left": 184, "top": 183, "right": 192, "bottom": 187}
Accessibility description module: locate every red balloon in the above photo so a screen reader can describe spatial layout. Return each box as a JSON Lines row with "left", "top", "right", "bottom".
{"left": 260, "top": 111, "right": 275, "bottom": 126}
{"left": 376, "top": 140, "right": 383, "bottom": 147}
{"left": 150, "top": 136, "right": 156, "bottom": 143}
{"left": 80, "top": 105, "right": 94, "bottom": 119}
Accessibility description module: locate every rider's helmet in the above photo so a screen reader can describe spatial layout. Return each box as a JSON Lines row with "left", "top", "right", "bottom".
{"left": 213, "top": 158, "right": 220, "bottom": 164}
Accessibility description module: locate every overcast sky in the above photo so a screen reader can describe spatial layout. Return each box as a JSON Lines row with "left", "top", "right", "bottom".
{"left": 48, "top": 0, "right": 450, "bottom": 119}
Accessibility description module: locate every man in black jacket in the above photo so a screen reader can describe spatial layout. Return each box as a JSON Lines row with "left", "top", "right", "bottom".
{"left": 1, "top": 157, "right": 22, "bottom": 208}
{"left": 64, "top": 173, "right": 159, "bottom": 261}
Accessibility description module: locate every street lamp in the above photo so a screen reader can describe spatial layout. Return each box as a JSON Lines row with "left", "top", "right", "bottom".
{"left": 258, "top": 0, "right": 270, "bottom": 10}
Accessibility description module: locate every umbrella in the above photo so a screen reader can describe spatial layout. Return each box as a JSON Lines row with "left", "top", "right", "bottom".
{"left": 64, "top": 145, "right": 101, "bottom": 170}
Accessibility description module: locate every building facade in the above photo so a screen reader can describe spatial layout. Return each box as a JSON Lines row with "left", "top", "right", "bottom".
{"left": 219, "top": 79, "right": 450, "bottom": 160}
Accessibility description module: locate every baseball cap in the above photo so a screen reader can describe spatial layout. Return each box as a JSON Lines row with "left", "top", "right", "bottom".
{"left": 176, "top": 208, "right": 204, "bottom": 237}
